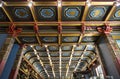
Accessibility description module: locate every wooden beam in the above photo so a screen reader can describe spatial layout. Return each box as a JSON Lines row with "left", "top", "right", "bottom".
{"left": 105, "top": 3, "right": 116, "bottom": 21}
{"left": 66, "top": 46, "right": 75, "bottom": 77}
{"left": 78, "top": 34, "right": 84, "bottom": 44}
{"left": 45, "top": 45, "right": 55, "bottom": 78}
{"left": 82, "top": 1, "right": 90, "bottom": 21}
{"left": 1, "top": 21, "right": 120, "bottom": 26}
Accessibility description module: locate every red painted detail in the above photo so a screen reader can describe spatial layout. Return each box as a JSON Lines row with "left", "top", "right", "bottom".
{"left": 97, "top": 24, "right": 112, "bottom": 34}
{"left": 81, "top": 23, "right": 86, "bottom": 33}
{"left": 58, "top": 23, "right": 62, "bottom": 33}
{"left": 9, "top": 69, "right": 16, "bottom": 79}
{"left": 19, "top": 44, "right": 27, "bottom": 48}
{"left": 34, "top": 23, "right": 39, "bottom": 33}
{"left": 7, "top": 24, "right": 22, "bottom": 37}
{"left": 0, "top": 61, "right": 6, "bottom": 75}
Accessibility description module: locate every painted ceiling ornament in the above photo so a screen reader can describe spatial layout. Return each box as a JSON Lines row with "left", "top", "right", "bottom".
{"left": 40, "top": 8, "right": 54, "bottom": 18}
{"left": 114, "top": 9, "right": 120, "bottom": 18}
{"left": 63, "top": 37, "right": 78, "bottom": 42}
{"left": 89, "top": 7, "right": 106, "bottom": 18}
{"left": 22, "top": 37, "right": 36, "bottom": 42}
{"left": 43, "top": 37, "right": 57, "bottom": 42}
{"left": 65, "top": 7, "right": 80, "bottom": 18}
{"left": 15, "top": 8, "right": 29, "bottom": 18}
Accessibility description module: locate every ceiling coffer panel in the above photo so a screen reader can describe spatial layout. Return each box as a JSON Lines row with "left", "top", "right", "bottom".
{"left": 48, "top": 45, "right": 59, "bottom": 51}
{"left": 49, "top": 52, "right": 59, "bottom": 57}
{"left": 74, "top": 45, "right": 86, "bottom": 51}
{"left": 86, "top": 6, "right": 112, "bottom": 21}
{"left": 62, "top": 6, "right": 84, "bottom": 21}
{"left": 73, "top": 51, "right": 82, "bottom": 57}
{"left": 82, "top": 36, "right": 99, "bottom": 42}
{"left": 0, "top": 8, "right": 9, "bottom": 22}
{"left": 62, "top": 46, "right": 72, "bottom": 51}
{"left": 6, "top": 6, "right": 33, "bottom": 22}
{"left": 18, "top": 36, "right": 37, "bottom": 43}
{"left": 109, "top": 6, "right": 120, "bottom": 21}
{"left": 40, "top": 36, "right": 58, "bottom": 43}
{"left": 62, "top": 36, "right": 79, "bottom": 43}
{"left": 38, "top": 52, "right": 48, "bottom": 57}
{"left": 35, "top": 6, "right": 57, "bottom": 21}
{"left": 35, "top": 46, "right": 46, "bottom": 51}
{"left": 62, "top": 51, "right": 71, "bottom": 57}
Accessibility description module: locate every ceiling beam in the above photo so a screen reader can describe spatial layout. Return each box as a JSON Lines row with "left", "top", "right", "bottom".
{"left": 31, "top": 46, "right": 50, "bottom": 78}
{"left": 59, "top": 46, "right": 62, "bottom": 78}
{"left": 65, "top": 45, "right": 75, "bottom": 77}
{"left": 105, "top": 3, "right": 116, "bottom": 21}
{"left": 45, "top": 45, "right": 56, "bottom": 78}
{"left": 1, "top": 3, "right": 21, "bottom": 44}
{"left": 1, "top": 21, "right": 120, "bottom": 26}
{"left": 78, "top": 33, "right": 84, "bottom": 45}
{"left": 74, "top": 45, "right": 88, "bottom": 71}
{"left": 81, "top": 1, "right": 90, "bottom": 21}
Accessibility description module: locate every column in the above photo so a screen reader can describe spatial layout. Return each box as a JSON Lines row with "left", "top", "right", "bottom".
{"left": 0, "top": 36, "right": 15, "bottom": 75}
{"left": 0, "top": 44, "right": 20, "bottom": 79}
{"left": 97, "top": 34, "right": 120, "bottom": 79}
{"left": 9, "top": 47, "right": 27, "bottom": 79}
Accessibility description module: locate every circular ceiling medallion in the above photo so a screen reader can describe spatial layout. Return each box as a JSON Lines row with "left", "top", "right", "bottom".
{"left": 89, "top": 7, "right": 106, "bottom": 18}
{"left": 40, "top": 8, "right": 54, "bottom": 18}
{"left": 114, "top": 10, "right": 120, "bottom": 18}
{"left": 43, "top": 37, "right": 57, "bottom": 42}
{"left": 15, "top": 8, "right": 29, "bottom": 18}
{"left": 65, "top": 8, "right": 80, "bottom": 18}
{"left": 22, "top": 37, "right": 35, "bottom": 42}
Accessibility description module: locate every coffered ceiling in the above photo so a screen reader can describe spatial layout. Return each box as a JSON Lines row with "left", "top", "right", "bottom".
{"left": 0, "top": 0, "right": 120, "bottom": 79}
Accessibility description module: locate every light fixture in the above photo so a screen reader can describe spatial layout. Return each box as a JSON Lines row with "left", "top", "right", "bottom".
{"left": 58, "top": 0, "right": 61, "bottom": 7}
{"left": 115, "top": 2, "right": 120, "bottom": 6}
{"left": 0, "top": 1, "right": 3, "bottom": 7}
{"left": 86, "top": 0, "right": 91, "bottom": 7}
{"left": 28, "top": 0, "right": 33, "bottom": 7}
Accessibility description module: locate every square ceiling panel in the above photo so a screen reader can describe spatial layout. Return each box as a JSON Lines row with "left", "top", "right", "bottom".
{"left": 40, "top": 36, "right": 58, "bottom": 43}
{"left": 109, "top": 6, "right": 120, "bottom": 21}
{"left": 74, "top": 45, "right": 85, "bottom": 51}
{"left": 34, "top": 45, "right": 46, "bottom": 51}
{"left": 35, "top": 6, "right": 57, "bottom": 21}
{"left": 18, "top": 36, "right": 37, "bottom": 43}
{"left": 62, "top": 6, "right": 84, "bottom": 21}
{"left": 6, "top": 6, "right": 33, "bottom": 22}
{"left": 82, "top": 36, "right": 99, "bottom": 42}
{"left": 49, "top": 52, "right": 59, "bottom": 57}
{"left": 62, "top": 36, "right": 79, "bottom": 43}
{"left": 86, "top": 6, "right": 111, "bottom": 21}
{"left": 38, "top": 52, "right": 48, "bottom": 57}
{"left": 62, "top": 51, "right": 71, "bottom": 57}
{"left": 48, "top": 46, "right": 58, "bottom": 51}
{"left": 62, "top": 46, "right": 72, "bottom": 51}
{"left": 73, "top": 51, "right": 82, "bottom": 57}
{"left": 0, "top": 8, "right": 9, "bottom": 22}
